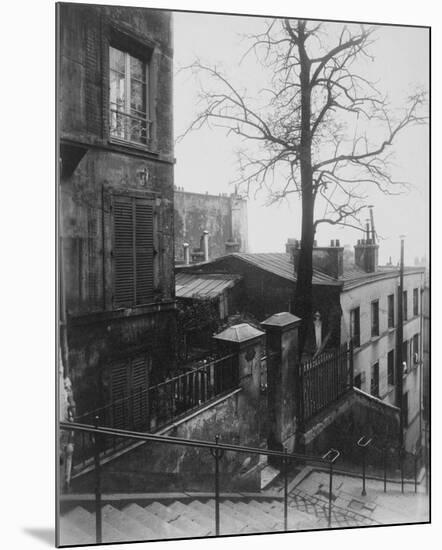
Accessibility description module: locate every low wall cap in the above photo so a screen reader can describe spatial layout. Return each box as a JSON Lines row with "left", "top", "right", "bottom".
{"left": 261, "top": 312, "right": 301, "bottom": 328}
{"left": 213, "top": 323, "right": 265, "bottom": 343}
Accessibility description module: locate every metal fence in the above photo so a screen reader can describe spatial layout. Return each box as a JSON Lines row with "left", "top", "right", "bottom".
{"left": 300, "top": 344, "right": 351, "bottom": 422}
{"left": 72, "top": 353, "right": 238, "bottom": 468}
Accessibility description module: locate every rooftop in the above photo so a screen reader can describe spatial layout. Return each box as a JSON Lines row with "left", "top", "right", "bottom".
{"left": 176, "top": 272, "right": 241, "bottom": 299}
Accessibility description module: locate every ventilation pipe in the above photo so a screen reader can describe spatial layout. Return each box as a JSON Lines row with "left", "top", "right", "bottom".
{"left": 183, "top": 242, "right": 190, "bottom": 265}
{"left": 202, "top": 230, "right": 209, "bottom": 262}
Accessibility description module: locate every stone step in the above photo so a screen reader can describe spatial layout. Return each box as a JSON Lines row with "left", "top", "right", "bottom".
{"left": 122, "top": 503, "right": 184, "bottom": 539}
{"left": 63, "top": 506, "right": 129, "bottom": 543}
{"left": 59, "top": 516, "right": 95, "bottom": 546}
{"left": 168, "top": 501, "right": 215, "bottom": 534}
{"left": 189, "top": 499, "right": 246, "bottom": 535}
{"left": 205, "top": 500, "right": 258, "bottom": 533}
{"left": 222, "top": 500, "right": 276, "bottom": 532}
{"left": 147, "top": 501, "right": 210, "bottom": 537}
{"left": 102, "top": 504, "right": 155, "bottom": 540}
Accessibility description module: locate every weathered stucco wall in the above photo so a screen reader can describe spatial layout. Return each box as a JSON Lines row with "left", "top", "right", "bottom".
{"left": 303, "top": 389, "right": 400, "bottom": 463}
{"left": 72, "top": 390, "right": 261, "bottom": 494}
{"left": 59, "top": 3, "right": 176, "bottom": 415}
{"left": 174, "top": 191, "right": 248, "bottom": 261}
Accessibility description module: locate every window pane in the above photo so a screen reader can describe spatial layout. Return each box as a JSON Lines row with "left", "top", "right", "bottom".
{"left": 130, "top": 55, "right": 145, "bottom": 82}
{"left": 110, "top": 70, "right": 126, "bottom": 107}
{"left": 129, "top": 116, "right": 147, "bottom": 144}
{"left": 130, "top": 80, "right": 146, "bottom": 113}
{"left": 110, "top": 111, "right": 127, "bottom": 140}
{"left": 110, "top": 46, "right": 125, "bottom": 73}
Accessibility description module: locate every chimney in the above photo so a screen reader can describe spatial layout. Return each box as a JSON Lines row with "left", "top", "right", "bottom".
{"left": 201, "top": 230, "right": 209, "bottom": 262}
{"left": 354, "top": 209, "right": 379, "bottom": 273}
{"left": 285, "top": 238, "right": 344, "bottom": 279}
{"left": 225, "top": 240, "right": 240, "bottom": 254}
{"left": 183, "top": 242, "right": 190, "bottom": 265}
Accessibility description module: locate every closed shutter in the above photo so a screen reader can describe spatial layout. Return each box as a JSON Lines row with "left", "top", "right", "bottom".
{"left": 110, "top": 360, "right": 128, "bottom": 429}
{"left": 110, "top": 355, "right": 149, "bottom": 429}
{"left": 131, "top": 355, "right": 149, "bottom": 428}
{"left": 135, "top": 201, "right": 154, "bottom": 304}
{"left": 113, "top": 195, "right": 154, "bottom": 307}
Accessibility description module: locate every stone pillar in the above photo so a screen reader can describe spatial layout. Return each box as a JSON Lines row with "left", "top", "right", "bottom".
{"left": 213, "top": 323, "right": 264, "bottom": 447}
{"left": 261, "top": 312, "right": 301, "bottom": 454}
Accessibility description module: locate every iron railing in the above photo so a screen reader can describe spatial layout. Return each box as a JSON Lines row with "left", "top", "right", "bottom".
{"left": 60, "top": 421, "right": 333, "bottom": 543}
{"left": 300, "top": 344, "right": 351, "bottom": 421}
{"left": 72, "top": 353, "right": 238, "bottom": 468}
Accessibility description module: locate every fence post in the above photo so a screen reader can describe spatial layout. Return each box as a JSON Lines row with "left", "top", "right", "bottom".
{"left": 357, "top": 437, "right": 372, "bottom": 497}
{"left": 283, "top": 447, "right": 288, "bottom": 531}
{"left": 93, "top": 416, "right": 102, "bottom": 544}
{"left": 414, "top": 450, "right": 418, "bottom": 493}
{"left": 383, "top": 446, "right": 387, "bottom": 493}
{"left": 210, "top": 435, "right": 224, "bottom": 536}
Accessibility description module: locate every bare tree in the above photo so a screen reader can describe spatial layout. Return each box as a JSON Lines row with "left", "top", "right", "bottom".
{"left": 180, "top": 19, "right": 427, "bottom": 356}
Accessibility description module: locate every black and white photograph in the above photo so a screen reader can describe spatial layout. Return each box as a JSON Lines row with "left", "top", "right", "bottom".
{"left": 55, "top": 1, "right": 430, "bottom": 547}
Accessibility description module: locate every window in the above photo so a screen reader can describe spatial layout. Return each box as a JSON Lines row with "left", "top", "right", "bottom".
{"left": 413, "top": 288, "right": 419, "bottom": 316}
{"left": 109, "top": 45, "right": 150, "bottom": 146}
{"left": 388, "top": 294, "right": 395, "bottom": 328}
{"left": 371, "top": 300, "right": 379, "bottom": 337}
{"left": 413, "top": 334, "right": 419, "bottom": 364}
{"left": 403, "top": 290, "right": 408, "bottom": 321}
{"left": 370, "top": 362, "right": 379, "bottom": 397}
{"left": 112, "top": 194, "right": 154, "bottom": 307}
{"left": 350, "top": 307, "right": 360, "bottom": 348}
{"left": 402, "top": 340, "right": 408, "bottom": 372}
{"left": 387, "top": 350, "right": 395, "bottom": 386}
{"left": 354, "top": 372, "right": 365, "bottom": 390}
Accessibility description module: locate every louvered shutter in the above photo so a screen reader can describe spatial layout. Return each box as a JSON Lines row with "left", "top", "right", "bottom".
{"left": 135, "top": 200, "right": 154, "bottom": 304}
{"left": 113, "top": 196, "right": 135, "bottom": 307}
{"left": 110, "top": 360, "right": 128, "bottom": 429}
{"left": 130, "top": 355, "right": 149, "bottom": 428}
{"left": 113, "top": 195, "right": 154, "bottom": 307}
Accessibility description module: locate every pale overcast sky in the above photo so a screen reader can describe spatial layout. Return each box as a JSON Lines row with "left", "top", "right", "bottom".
{"left": 173, "top": 12, "right": 429, "bottom": 266}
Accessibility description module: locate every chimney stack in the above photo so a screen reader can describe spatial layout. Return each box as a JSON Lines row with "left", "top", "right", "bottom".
{"left": 354, "top": 209, "right": 379, "bottom": 272}
{"left": 285, "top": 238, "right": 343, "bottom": 279}
{"left": 183, "top": 242, "right": 190, "bottom": 265}
{"left": 201, "top": 230, "right": 209, "bottom": 262}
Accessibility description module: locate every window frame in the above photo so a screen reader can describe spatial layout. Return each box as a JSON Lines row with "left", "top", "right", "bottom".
{"left": 413, "top": 288, "right": 419, "bottom": 317}
{"left": 387, "top": 349, "right": 395, "bottom": 386}
{"left": 109, "top": 45, "right": 151, "bottom": 147}
{"left": 388, "top": 293, "right": 395, "bottom": 328}
{"left": 371, "top": 299, "right": 379, "bottom": 337}
{"left": 403, "top": 290, "right": 408, "bottom": 321}
{"left": 110, "top": 190, "right": 157, "bottom": 309}
{"left": 370, "top": 362, "right": 379, "bottom": 397}
{"left": 350, "top": 307, "right": 360, "bottom": 348}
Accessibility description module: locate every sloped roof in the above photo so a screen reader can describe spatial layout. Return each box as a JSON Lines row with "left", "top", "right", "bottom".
{"left": 223, "top": 253, "right": 341, "bottom": 286}
{"left": 176, "top": 272, "right": 241, "bottom": 299}
{"left": 340, "top": 265, "right": 425, "bottom": 290}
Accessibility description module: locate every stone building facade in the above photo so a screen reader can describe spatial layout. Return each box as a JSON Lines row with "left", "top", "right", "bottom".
{"left": 174, "top": 189, "right": 248, "bottom": 262}
{"left": 58, "top": 3, "right": 176, "bottom": 422}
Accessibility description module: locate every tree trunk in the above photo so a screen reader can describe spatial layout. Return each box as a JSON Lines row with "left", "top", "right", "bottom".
{"left": 294, "top": 21, "right": 314, "bottom": 359}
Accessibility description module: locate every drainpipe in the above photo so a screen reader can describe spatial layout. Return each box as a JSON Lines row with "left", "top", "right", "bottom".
{"left": 183, "top": 242, "right": 190, "bottom": 265}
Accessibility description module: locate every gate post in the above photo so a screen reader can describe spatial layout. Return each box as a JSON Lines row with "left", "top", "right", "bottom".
{"left": 261, "top": 312, "right": 301, "bottom": 454}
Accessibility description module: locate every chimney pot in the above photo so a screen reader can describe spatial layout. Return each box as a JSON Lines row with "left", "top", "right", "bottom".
{"left": 330, "top": 239, "right": 335, "bottom": 247}
{"left": 183, "top": 242, "right": 190, "bottom": 265}
{"left": 336, "top": 239, "right": 340, "bottom": 247}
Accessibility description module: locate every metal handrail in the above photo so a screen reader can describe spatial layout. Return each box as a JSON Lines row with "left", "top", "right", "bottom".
{"left": 60, "top": 421, "right": 329, "bottom": 464}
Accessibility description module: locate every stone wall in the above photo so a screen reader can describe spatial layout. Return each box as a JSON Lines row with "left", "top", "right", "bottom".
{"left": 174, "top": 190, "right": 248, "bottom": 261}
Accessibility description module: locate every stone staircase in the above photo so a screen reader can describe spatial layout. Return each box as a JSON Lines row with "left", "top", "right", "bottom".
{"left": 59, "top": 494, "right": 325, "bottom": 545}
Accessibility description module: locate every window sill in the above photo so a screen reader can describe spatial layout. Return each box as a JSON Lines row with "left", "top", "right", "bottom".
{"left": 109, "top": 137, "right": 159, "bottom": 156}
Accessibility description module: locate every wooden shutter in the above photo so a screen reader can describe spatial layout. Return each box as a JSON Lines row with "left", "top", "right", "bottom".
{"left": 113, "top": 196, "right": 135, "bottom": 307}
{"left": 135, "top": 200, "right": 154, "bottom": 304}
{"left": 110, "top": 360, "right": 128, "bottom": 429}
{"left": 113, "top": 194, "right": 154, "bottom": 307}
{"left": 130, "top": 355, "right": 149, "bottom": 428}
